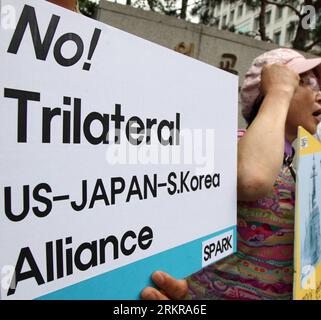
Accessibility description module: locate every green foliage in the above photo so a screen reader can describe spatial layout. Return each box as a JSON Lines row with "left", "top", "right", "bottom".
{"left": 118, "top": 0, "right": 321, "bottom": 53}
{"left": 78, "top": 0, "right": 99, "bottom": 18}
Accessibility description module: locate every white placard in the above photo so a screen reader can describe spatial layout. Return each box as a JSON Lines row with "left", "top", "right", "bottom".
{"left": 0, "top": 0, "right": 238, "bottom": 300}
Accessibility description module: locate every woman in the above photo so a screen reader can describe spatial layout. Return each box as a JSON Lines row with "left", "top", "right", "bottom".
{"left": 141, "top": 48, "right": 321, "bottom": 300}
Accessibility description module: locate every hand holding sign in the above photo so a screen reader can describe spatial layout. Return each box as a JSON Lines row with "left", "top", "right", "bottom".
{"left": 141, "top": 271, "right": 188, "bottom": 300}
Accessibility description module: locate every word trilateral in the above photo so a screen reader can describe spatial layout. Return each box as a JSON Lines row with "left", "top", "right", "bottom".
{"left": 4, "top": 88, "right": 181, "bottom": 146}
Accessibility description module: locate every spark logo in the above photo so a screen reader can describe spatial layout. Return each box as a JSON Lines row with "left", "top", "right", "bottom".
{"left": 202, "top": 229, "right": 234, "bottom": 267}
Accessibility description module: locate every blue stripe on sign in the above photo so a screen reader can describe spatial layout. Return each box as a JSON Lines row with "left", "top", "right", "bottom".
{"left": 37, "top": 225, "right": 236, "bottom": 300}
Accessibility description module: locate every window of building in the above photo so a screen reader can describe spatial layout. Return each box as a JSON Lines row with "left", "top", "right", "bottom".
{"left": 288, "top": 7, "right": 295, "bottom": 16}
{"left": 219, "top": 2, "right": 222, "bottom": 12}
{"left": 237, "top": 4, "right": 243, "bottom": 18}
{"left": 254, "top": 16, "right": 260, "bottom": 30}
{"left": 276, "top": 7, "right": 283, "bottom": 20}
{"left": 245, "top": 4, "right": 252, "bottom": 14}
{"left": 222, "top": 15, "right": 227, "bottom": 28}
{"left": 286, "top": 26, "right": 295, "bottom": 43}
{"left": 265, "top": 10, "right": 272, "bottom": 24}
{"left": 274, "top": 30, "right": 281, "bottom": 45}
{"left": 237, "top": 24, "right": 251, "bottom": 34}
{"left": 230, "top": 10, "right": 235, "bottom": 22}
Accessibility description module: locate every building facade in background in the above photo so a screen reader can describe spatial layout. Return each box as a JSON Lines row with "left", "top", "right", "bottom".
{"left": 214, "top": 0, "right": 300, "bottom": 47}
{"left": 97, "top": 1, "right": 319, "bottom": 128}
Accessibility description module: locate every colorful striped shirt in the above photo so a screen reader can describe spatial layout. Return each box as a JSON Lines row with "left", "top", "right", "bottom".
{"left": 185, "top": 130, "right": 295, "bottom": 300}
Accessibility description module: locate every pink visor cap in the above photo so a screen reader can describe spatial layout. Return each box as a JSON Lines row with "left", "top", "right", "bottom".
{"left": 240, "top": 48, "right": 321, "bottom": 122}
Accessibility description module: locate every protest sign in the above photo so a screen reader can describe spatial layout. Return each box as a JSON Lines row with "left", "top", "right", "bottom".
{"left": 0, "top": 0, "right": 238, "bottom": 299}
{"left": 294, "top": 127, "right": 321, "bottom": 300}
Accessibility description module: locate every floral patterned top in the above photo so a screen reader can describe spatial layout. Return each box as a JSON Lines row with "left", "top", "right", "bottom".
{"left": 185, "top": 130, "right": 295, "bottom": 300}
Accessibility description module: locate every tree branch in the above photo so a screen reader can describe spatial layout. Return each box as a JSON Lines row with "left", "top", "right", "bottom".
{"left": 259, "top": 0, "right": 268, "bottom": 41}
{"left": 304, "top": 37, "right": 321, "bottom": 51}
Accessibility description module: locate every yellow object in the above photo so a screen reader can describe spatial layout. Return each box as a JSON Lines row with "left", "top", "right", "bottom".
{"left": 294, "top": 127, "right": 321, "bottom": 300}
